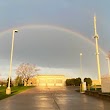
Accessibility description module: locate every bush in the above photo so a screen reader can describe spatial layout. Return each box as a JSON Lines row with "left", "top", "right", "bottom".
{"left": 66, "top": 78, "right": 81, "bottom": 86}
{"left": 66, "top": 79, "right": 72, "bottom": 86}
{"left": 84, "top": 78, "right": 92, "bottom": 86}
{"left": 74, "top": 78, "right": 81, "bottom": 86}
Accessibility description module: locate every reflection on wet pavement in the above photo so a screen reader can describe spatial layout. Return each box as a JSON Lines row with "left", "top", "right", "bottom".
{"left": 0, "top": 87, "right": 110, "bottom": 110}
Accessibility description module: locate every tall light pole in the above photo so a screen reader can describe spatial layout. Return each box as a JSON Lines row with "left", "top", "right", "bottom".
{"left": 6, "top": 30, "right": 18, "bottom": 95}
{"left": 93, "top": 15, "right": 101, "bottom": 84}
{"left": 80, "top": 53, "right": 83, "bottom": 82}
{"left": 106, "top": 57, "right": 110, "bottom": 75}
{"left": 80, "top": 53, "right": 85, "bottom": 93}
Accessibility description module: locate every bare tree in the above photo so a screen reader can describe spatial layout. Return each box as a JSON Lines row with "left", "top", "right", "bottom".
{"left": 16, "top": 63, "right": 39, "bottom": 86}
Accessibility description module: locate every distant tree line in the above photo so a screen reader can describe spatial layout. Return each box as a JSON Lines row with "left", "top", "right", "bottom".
{"left": 66, "top": 77, "right": 92, "bottom": 86}
{"left": 66, "top": 78, "right": 81, "bottom": 86}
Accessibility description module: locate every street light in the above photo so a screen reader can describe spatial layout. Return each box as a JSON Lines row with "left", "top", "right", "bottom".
{"left": 80, "top": 53, "right": 83, "bottom": 82}
{"left": 106, "top": 57, "right": 110, "bottom": 75}
{"left": 93, "top": 15, "right": 101, "bottom": 85}
{"left": 80, "top": 53, "right": 84, "bottom": 93}
{"left": 80, "top": 53, "right": 87, "bottom": 93}
{"left": 6, "top": 30, "right": 18, "bottom": 95}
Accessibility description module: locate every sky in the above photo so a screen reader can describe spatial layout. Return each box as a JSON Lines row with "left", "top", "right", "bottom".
{"left": 0, "top": 0, "right": 110, "bottom": 80}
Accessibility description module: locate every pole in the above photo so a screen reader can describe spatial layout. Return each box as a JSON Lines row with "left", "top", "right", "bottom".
{"left": 80, "top": 53, "right": 83, "bottom": 82}
{"left": 8, "top": 30, "right": 15, "bottom": 88}
{"left": 94, "top": 15, "right": 101, "bottom": 84}
{"left": 108, "top": 59, "right": 110, "bottom": 75}
{"left": 80, "top": 53, "right": 84, "bottom": 93}
{"left": 6, "top": 30, "right": 18, "bottom": 94}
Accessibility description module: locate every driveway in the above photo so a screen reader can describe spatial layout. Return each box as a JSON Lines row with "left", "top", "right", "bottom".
{"left": 0, "top": 87, "right": 109, "bottom": 110}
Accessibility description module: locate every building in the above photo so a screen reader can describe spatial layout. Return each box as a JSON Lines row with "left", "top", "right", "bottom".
{"left": 28, "top": 74, "right": 66, "bottom": 87}
{"left": 92, "top": 80, "right": 100, "bottom": 85}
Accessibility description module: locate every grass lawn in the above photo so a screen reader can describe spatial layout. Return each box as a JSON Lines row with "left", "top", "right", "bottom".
{"left": 0, "top": 86, "right": 34, "bottom": 100}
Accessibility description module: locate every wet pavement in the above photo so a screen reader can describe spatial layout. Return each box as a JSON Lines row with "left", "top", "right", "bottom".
{"left": 0, "top": 86, "right": 110, "bottom": 110}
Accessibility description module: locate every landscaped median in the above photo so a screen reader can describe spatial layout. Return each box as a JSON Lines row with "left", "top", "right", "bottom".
{"left": 75, "top": 86, "right": 110, "bottom": 101}
{"left": 0, "top": 86, "right": 34, "bottom": 100}
{"left": 85, "top": 90, "right": 110, "bottom": 101}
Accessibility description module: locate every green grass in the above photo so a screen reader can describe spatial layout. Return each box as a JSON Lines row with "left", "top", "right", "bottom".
{"left": 90, "top": 87, "right": 101, "bottom": 91}
{"left": 0, "top": 86, "right": 34, "bottom": 100}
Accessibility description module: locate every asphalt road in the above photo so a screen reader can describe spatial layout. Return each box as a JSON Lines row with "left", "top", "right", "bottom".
{"left": 0, "top": 87, "right": 110, "bottom": 110}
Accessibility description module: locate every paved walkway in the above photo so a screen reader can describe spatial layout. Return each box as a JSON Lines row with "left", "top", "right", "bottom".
{"left": 0, "top": 87, "right": 110, "bottom": 110}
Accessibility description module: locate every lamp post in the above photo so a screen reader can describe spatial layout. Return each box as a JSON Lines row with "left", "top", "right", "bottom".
{"left": 93, "top": 15, "right": 101, "bottom": 84}
{"left": 80, "top": 53, "right": 84, "bottom": 93}
{"left": 6, "top": 30, "right": 18, "bottom": 95}
{"left": 80, "top": 53, "right": 83, "bottom": 82}
{"left": 106, "top": 57, "right": 110, "bottom": 75}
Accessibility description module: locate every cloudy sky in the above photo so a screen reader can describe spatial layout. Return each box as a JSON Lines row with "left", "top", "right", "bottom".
{"left": 0, "top": 0, "right": 110, "bottom": 80}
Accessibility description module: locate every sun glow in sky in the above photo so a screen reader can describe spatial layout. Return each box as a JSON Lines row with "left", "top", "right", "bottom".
{"left": 0, "top": 0, "right": 110, "bottom": 80}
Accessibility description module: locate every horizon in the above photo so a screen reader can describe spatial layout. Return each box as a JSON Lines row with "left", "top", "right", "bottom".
{"left": 0, "top": 1, "right": 110, "bottom": 80}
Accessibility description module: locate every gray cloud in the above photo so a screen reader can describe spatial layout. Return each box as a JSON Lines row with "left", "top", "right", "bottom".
{"left": 0, "top": 28, "right": 107, "bottom": 79}
{"left": 0, "top": 0, "right": 109, "bottom": 79}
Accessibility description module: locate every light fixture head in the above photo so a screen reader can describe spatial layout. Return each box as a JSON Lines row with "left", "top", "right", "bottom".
{"left": 13, "top": 30, "right": 18, "bottom": 33}
{"left": 80, "top": 53, "right": 82, "bottom": 56}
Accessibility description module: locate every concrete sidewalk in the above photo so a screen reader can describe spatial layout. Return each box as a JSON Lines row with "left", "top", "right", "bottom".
{"left": 0, "top": 87, "right": 109, "bottom": 110}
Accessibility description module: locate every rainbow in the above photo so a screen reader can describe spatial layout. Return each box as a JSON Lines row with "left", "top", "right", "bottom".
{"left": 0, "top": 24, "right": 107, "bottom": 56}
